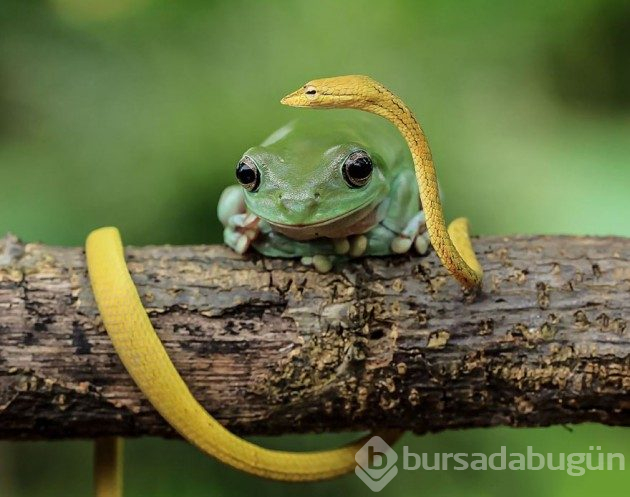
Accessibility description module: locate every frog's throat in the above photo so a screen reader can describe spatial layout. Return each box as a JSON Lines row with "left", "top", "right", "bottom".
{"left": 265, "top": 200, "right": 385, "bottom": 241}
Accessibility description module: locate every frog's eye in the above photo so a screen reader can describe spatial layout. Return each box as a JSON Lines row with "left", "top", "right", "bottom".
{"left": 236, "top": 156, "right": 260, "bottom": 192}
{"left": 342, "top": 150, "right": 373, "bottom": 188}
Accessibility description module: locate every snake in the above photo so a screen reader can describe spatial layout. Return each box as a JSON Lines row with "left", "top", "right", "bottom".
{"left": 281, "top": 75, "right": 483, "bottom": 290}
{"left": 86, "top": 75, "right": 482, "bottom": 497}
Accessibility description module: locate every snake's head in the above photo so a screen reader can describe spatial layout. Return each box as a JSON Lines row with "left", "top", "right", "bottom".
{"left": 281, "top": 75, "right": 384, "bottom": 109}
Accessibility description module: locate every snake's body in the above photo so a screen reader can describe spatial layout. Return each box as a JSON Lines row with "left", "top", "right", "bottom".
{"left": 86, "top": 75, "right": 482, "bottom": 497}
{"left": 280, "top": 75, "right": 482, "bottom": 289}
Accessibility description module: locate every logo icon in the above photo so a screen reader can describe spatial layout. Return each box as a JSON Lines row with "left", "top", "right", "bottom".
{"left": 355, "top": 436, "right": 398, "bottom": 491}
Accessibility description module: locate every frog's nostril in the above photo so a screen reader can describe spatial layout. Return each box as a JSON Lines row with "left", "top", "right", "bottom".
{"left": 280, "top": 196, "right": 317, "bottom": 214}
{"left": 314, "top": 192, "right": 321, "bottom": 201}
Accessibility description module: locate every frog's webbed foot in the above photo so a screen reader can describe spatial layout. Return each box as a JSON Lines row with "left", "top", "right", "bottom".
{"left": 218, "top": 185, "right": 261, "bottom": 254}
{"left": 300, "top": 255, "right": 334, "bottom": 273}
{"left": 390, "top": 211, "right": 430, "bottom": 255}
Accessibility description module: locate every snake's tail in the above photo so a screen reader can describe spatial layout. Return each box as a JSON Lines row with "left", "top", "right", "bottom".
{"left": 86, "top": 227, "right": 403, "bottom": 482}
{"left": 94, "top": 437, "right": 123, "bottom": 497}
{"left": 447, "top": 217, "right": 483, "bottom": 282}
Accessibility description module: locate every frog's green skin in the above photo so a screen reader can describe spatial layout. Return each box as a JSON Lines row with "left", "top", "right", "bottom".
{"left": 218, "top": 111, "right": 429, "bottom": 272}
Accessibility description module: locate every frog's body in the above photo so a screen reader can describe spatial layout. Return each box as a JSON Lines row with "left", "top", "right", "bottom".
{"left": 218, "top": 112, "right": 429, "bottom": 271}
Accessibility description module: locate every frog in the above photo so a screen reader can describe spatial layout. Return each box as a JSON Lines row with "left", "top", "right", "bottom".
{"left": 217, "top": 111, "right": 430, "bottom": 272}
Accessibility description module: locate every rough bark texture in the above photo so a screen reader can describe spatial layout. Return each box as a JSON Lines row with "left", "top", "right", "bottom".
{"left": 0, "top": 233, "right": 628, "bottom": 440}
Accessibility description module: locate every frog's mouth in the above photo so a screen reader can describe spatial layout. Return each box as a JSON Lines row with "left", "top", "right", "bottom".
{"left": 266, "top": 200, "right": 383, "bottom": 241}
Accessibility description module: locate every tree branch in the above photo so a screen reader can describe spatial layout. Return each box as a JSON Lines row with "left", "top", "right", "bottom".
{"left": 0, "top": 233, "right": 628, "bottom": 440}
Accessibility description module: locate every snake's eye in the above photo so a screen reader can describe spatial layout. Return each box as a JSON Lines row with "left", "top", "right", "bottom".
{"left": 236, "top": 156, "right": 260, "bottom": 192}
{"left": 342, "top": 151, "right": 373, "bottom": 188}
{"left": 304, "top": 85, "right": 317, "bottom": 100}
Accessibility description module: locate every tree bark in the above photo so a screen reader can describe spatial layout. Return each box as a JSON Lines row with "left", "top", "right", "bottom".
{"left": 0, "top": 233, "right": 628, "bottom": 440}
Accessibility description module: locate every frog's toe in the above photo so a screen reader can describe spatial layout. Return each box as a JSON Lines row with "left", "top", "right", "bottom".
{"left": 235, "top": 236, "right": 251, "bottom": 254}
{"left": 391, "top": 236, "right": 413, "bottom": 254}
{"left": 223, "top": 212, "right": 261, "bottom": 255}
{"left": 223, "top": 228, "right": 253, "bottom": 254}
{"left": 349, "top": 235, "right": 368, "bottom": 257}
{"left": 301, "top": 255, "right": 333, "bottom": 273}
{"left": 312, "top": 255, "right": 333, "bottom": 273}
{"left": 332, "top": 237, "right": 350, "bottom": 255}
{"left": 401, "top": 211, "right": 426, "bottom": 239}
{"left": 228, "top": 213, "right": 260, "bottom": 230}
{"left": 414, "top": 232, "right": 430, "bottom": 255}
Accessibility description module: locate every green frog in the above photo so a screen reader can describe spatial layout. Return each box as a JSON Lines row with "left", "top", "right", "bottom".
{"left": 218, "top": 112, "right": 429, "bottom": 272}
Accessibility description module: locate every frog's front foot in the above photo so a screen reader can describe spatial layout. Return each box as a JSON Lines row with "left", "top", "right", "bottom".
{"left": 218, "top": 185, "right": 261, "bottom": 254}
{"left": 223, "top": 213, "right": 260, "bottom": 254}
{"left": 301, "top": 255, "right": 333, "bottom": 273}
{"left": 391, "top": 211, "right": 430, "bottom": 255}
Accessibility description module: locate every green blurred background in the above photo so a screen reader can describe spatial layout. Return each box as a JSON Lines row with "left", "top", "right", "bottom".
{"left": 1, "top": 0, "right": 628, "bottom": 495}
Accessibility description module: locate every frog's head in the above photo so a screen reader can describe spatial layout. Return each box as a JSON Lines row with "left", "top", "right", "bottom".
{"left": 235, "top": 120, "right": 391, "bottom": 239}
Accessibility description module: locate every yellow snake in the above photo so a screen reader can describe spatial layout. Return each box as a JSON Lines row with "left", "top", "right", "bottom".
{"left": 281, "top": 75, "right": 483, "bottom": 290}
{"left": 86, "top": 75, "right": 482, "bottom": 497}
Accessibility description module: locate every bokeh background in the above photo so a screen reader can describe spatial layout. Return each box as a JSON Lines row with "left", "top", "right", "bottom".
{"left": 0, "top": 0, "right": 628, "bottom": 496}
